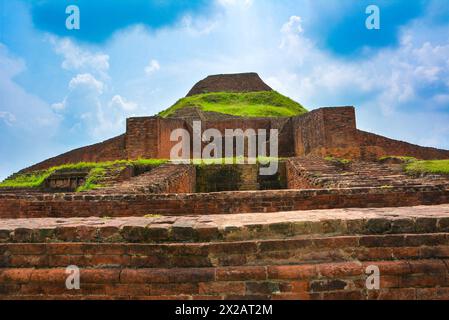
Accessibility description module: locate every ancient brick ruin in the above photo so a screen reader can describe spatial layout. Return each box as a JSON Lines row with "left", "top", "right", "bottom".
{"left": 1, "top": 73, "right": 449, "bottom": 300}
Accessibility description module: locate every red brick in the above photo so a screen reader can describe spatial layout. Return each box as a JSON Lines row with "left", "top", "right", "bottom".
{"left": 271, "top": 292, "right": 311, "bottom": 300}
{"left": 121, "top": 269, "right": 170, "bottom": 284}
{"left": 401, "top": 274, "right": 446, "bottom": 288}
{"left": 0, "top": 268, "right": 33, "bottom": 283}
{"left": 318, "top": 262, "right": 363, "bottom": 278}
{"left": 216, "top": 266, "right": 266, "bottom": 281}
{"left": 81, "top": 269, "right": 120, "bottom": 284}
{"left": 368, "top": 288, "right": 416, "bottom": 300}
{"left": 170, "top": 268, "right": 215, "bottom": 283}
{"left": 9, "top": 255, "right": 47, "bottom": 267}
{"left": 391, "top": 247, "right": 420, "bottom": 259}
{"left": 362, "top": 261, "right": 411, "bottom": 275}
{"left": 321, "top": 291, "right": 364, "bottom": 300}
{"left": 151, "top": 283, "right": 199, "bottom": 296}
{"left": 104, "top": 284, "right": 150, "bottom": 297}
{"left": 267, "top": 265, "right": 317, "bottom": 280}
{"left": 6, "top": 244, "right": 46, "bottom": 255}
{"left": 30, "top": 269, "right": 67, "bottom": 283}
{"left": 313, "top": 236, "right": 358, "bottom": 249}
{"left": 408, "top": 260, "right": 447, "bottom": 274}
{"left": 199, "top": 282, "right": 245, "bottom": 295}
{"left": 46, "top": 243, "right": 83, "bottom": 255}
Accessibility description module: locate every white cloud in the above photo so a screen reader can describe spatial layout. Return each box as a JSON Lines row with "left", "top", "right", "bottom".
{"left": 145, "top": 59, "right": 160, "bottom": 75}
{"left": 181, "top": 15, "right": 218, "bottom": 36}
{"left": 0, "top": 43, "right": 58, "bottom": 131}
{"left": 279, "top": 16, "right": 314, "bottom": 63}
{"left": 0, "top": 111, "right": 16, "bottom": 126}
{"left": 272, "top": 15, "right": 449, "bottom": 117}
{"left": 52, "top": 73, "right": 141, "bottom": 140}
{"left": 217, "top": 0, "right": 253, "bottom": 8}
{"left": 51, "top": 73, "right": 104, "bottom": 136}
{"left": 109, "top": 95, "right": 137, "bottom": 111}
{"left": 50, "top": 37, "right": 110, "bottom": 76}
{"left": 0, "top": 43, "right": 60, "bottom": 180}
{"left": 433, "top": 94, "right": 449, "bottom": 105}
{"left": 69, "top": 73, "right": 104, "bottom": 93}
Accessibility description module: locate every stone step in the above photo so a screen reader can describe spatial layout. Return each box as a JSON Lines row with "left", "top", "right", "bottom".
{"left": 287, "top": 158, "right": 449, "bottom": 190}
{"left": 1, "top": 259, "right": 448, "bottom": 300}
{"left": 1, "top": 204, "right": 449, "bottom": 244}
{"left": 2, "top": 205, "right": 449, "bottom": 300}
{"left": 1, "top": 185, "right": 448, "bottom": 219}
{"left": 2, "top": 233, "right": 449, "bottom": 269}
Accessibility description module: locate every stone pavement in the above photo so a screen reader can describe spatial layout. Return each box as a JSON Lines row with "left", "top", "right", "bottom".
{"left": 1, "top": 204, "right": 449, "bottom": 243}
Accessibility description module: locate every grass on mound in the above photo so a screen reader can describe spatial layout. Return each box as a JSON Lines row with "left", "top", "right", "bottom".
{"left": 405, "top": 159, "right": 449, "bottom": 175}
{"left": 159, "top": 91, "right": 307, "bottom": 118}
{"left": 0, "top": 159, "right": 168, "bottom": 190}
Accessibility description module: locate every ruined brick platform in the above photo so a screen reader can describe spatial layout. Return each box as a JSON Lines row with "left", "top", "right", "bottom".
{"left": 1, "top": 204, "right": 449, "bottom": 300}
{"left": 3, "top": 72, "right": 449, "bottom": 300}
{"left": 0, "top": 204, "right": 449, "bottom": 243}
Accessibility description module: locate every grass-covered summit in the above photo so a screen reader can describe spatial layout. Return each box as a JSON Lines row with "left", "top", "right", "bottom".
{"left": 159, "top": 91, "right": 307, "bottom": 118}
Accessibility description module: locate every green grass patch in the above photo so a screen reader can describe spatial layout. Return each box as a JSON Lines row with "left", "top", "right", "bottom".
{"left": 0, "top": 159, "right": 168, "bottom": 190}
{"left": 159, "top": 91, "right": 307, "bottom": 118}
{"left": 405, "top": 160, "right": 449, "bottom": 175}
{"left": 324, "top": 156, "right": 352, "bottom": 165}
{"left": 76, "top": 167, "right": 107, "bottom": 192}
{"left": 379, "top": 156, "right": 417, "bottom": 163}
{"left": 143, "top": 214, "right": 162, "bottom": 218}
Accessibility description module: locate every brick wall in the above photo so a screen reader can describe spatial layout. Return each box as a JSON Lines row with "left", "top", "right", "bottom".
{"left": 142, "top": 165, "right": 196, "bottom": 194}
{"left": 285, "top": 160, "right": 319, "bottom": 189}
{"left": 358, "top": 130, "right": 449, "bottom": 160}
{"left": 16, "top": 107, "right": 449, "bottom": 176}
{"left": 0, "top": 186, "right": 448, "bottom": 218}
{"left": 195, "top": 164, "right": 260, "bottom": 192}
{"left": 1, "top": 235, "right": 449, "bottom": 299}
{"left": 291, "top": 107, "right": 362, "bottom": 159}
{"left": 126, "top": 117, "right": 159, "bottom": 159}
{"left": 22, "top": 135, "right": 126, "bottom": 173}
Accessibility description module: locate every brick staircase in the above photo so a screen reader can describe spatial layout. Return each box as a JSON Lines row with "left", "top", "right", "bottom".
{"left": 1, "top": 204, "right": 449, "bottom": 300}
{"left": 89, "top": 164, "right": 195, "bottom": 194}
{"left": 2, "top": 159, "right": 449, "bottom": 300}
{"left": 287, "top": 157, "right": 449, "bottom": 189}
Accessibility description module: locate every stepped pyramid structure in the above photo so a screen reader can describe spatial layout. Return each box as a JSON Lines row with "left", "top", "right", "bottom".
{"left": 20, "top": 72, "right": 449, "bottom": 173}
{"left": 1, "top": 73, "right": 449, "bottom": 300}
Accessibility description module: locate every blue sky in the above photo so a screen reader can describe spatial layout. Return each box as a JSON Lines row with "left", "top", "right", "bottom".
{"left": 1, "top": 0, "right": 449, "bottom": 179}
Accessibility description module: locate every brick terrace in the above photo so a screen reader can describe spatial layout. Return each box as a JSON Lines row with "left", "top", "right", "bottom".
{"left": 2, "top": 205, "right": 449, "bottom": 300}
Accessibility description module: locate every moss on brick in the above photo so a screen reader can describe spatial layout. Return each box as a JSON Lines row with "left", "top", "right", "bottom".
{"left": 0, "top": 159, "right": 168, "bottom": 191}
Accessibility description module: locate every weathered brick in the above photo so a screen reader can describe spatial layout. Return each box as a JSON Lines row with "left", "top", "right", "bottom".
{"left": 318, "top": 262, "right": 363, "bottom": 278}
{"left": 0, "top": 268, "right": 33, "bottom": 283}
{"left": 81, "top": 269, "right": 121, "bottom": 284}
{"left": 245, "top": 282, "right": 280, "bottom": 295}
{"left": 216, "top": 266, "right": 266, "bottom": 281}
{"left": 310, "top": 279, "right": 348, "bottom": 292}
{"left": 199, "top": 282, "right": 245, "bottom": 295}
{"left": 267, "top": 265, "right": 317, "bottom": 280}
